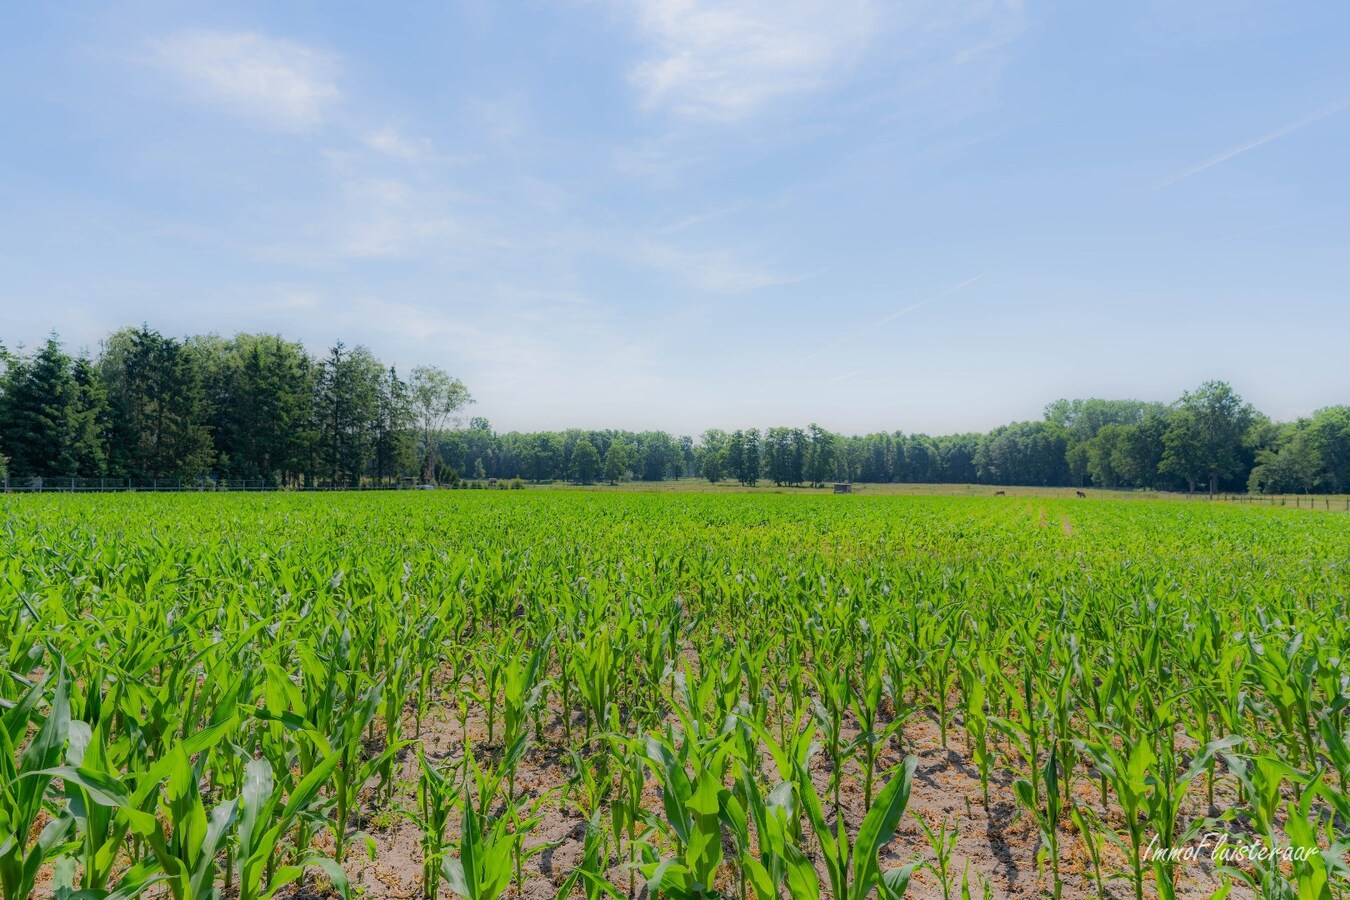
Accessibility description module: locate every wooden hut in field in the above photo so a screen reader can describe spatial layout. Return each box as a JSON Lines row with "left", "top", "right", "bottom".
{"left": 833, "top": 483, "right": 853, "bottom": 494}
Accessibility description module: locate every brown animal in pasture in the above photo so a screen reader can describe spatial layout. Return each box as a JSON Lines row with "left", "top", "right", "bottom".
{"left": 1076, "top": 490, "right": 1086, "bottom": 498}
{"left": 993, "top": 490, "right": 1006, "bottom": 496}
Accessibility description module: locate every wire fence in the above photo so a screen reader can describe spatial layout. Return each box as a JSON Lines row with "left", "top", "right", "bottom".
{"left": 2, "top": 476, "right": 411, "bottom": 493}
{"left": 4, "top": 476, "right": 1348, "bottom": 508}
{"left": 1203, "top": 492, "right": 1350, "bottom": 510}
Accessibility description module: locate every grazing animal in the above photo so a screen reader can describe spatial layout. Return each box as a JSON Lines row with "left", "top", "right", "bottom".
{"left": 994, "top": 490, "right": 1006, "bottom": 496}
{"left": 1076, "top": 490, "right": 1086, "bottom": 499}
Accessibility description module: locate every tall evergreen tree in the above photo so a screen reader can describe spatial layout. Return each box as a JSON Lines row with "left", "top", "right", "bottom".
{"left": 0, "top": 336, "right": 108, "bottom": 479}
{"left": 315, "top": 342, "right": 385, "bottom": 486}
{"left": 100, "top": 326, "right": 214, "bottom": 479}
{"left": 66, "top": 356, "right": 108, "bottom": 476}
{"left": 806, "top": 423, "right": 837, "bottom": 486}
{"left": 0, "top": 336, "right": 75, "bottom": 478}
{"left": 372, "top": 366, "right": 416, "bottom": 484}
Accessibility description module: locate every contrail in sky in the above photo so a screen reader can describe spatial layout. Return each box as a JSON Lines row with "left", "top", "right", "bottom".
{"left": 804, "top": 274, "right": 985, "bottom": 362}
{"left": 1154, "top": 95, "right": 1350, "bottom": 190}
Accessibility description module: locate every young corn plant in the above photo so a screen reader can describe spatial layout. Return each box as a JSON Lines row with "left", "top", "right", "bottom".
{"left": 956, "top": 659, "right": 992, "bottom": 808}
{"left": 1013, "top": 749, "right": 1064, "bottom": 900}
{"left": 553, "top": 811, "right": 623, "bottom": 900}
{"left": 120, "top": 743, "right": 248, "bottom": 900}
{"left": 414, "top": 749, "right": 460, "bottom": 900}
{"left": 608, "top": 742, "right": 648, "bottom": 899}
{"left": 502, "top": 641, "right": 549, "bottom": 761}
{"left": 1068, "top": 803, "right": 1107, "bottom": 900}
{"left": 1076, "top": 733, "right": 1155, "bottom": 900}
{"left": 1142, "top": 730, "right": 1243, "bottom": 899}
{"left": 746, "top": 713, "right": 816, "bottom": 845}
{"left": 958, "top": 862, "right": 994, "bottom": 900}
{"left": 574, "top": 633, "right": 619, "bottom": 741}
{"left": 882, "top": 640, "right": 917, "bottom": 750}
{"left": 852, "top": 643, "right": 909, "bottom": 811}
{"left": 1219, "top": 751, "right": 1299, "bottom": 847}
{"left": 470, "top": 642, "right": 505, "bottom": 750}
{"left": 42, "top": 719, "right": 134, "bottom": 896}
{"left": 993, "top": 667, "right": 1046, "bottom": 817}
{"left": 444, "top": 749, "right": 549, "bottom": 900}
{"left": 918, "top": 816, "right": 959, "bottom": 900}
{"left": 635, "top": 727, "right": 734, "bottom": 900}
{"left": 0, "top": 667, "right": 73, "bottom": 900}
{"left": 1320, "top": 717, "right": 1350, "bottom": 792}
{"left": 329, "top": 680, "right": 400, "bottom": 865}
{"left": 234, "top": 753, "right": 349, "bottom": 900}
{"left": 1246, "top": 632, "right": 1320, "bottom": 773}
{"left": 927, "top": 637, "right": 960, "bottom": 750}
{"left": 1218, "top": 781, "right": 1344, "bottom": 900}
{"left": 376, "top": 645, "right": 412, "bottom": 803}
{"left": 1278, "top": 787, "right": 1344, "bottom": 900}
{"left": 726, "top": 774, "right": 819, "bottom": 900}
{"left": 810, "top": 666, "right": 854, "bottom": 820}
{"left": 795, "top": 753, "right": 920, "bottom": 900}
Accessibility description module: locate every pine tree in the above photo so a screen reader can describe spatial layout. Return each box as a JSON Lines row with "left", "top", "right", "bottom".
{"left": 100, "top": 326, "right": 214, "bottom": 480}
{"left": 0, "top": 336, "right": 107, "bottom": 478}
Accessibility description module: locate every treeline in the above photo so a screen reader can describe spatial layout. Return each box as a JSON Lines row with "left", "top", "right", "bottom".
{"left": 3, "top": 328, "right": 1349, "bottom": 493}
{"left": 0, "top": 328, "right": 469, "bottom": 487}
{"left": 398, "top": 385, "right": 1350, "bottom": 494}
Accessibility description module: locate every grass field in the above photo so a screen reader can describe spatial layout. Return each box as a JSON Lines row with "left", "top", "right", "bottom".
{"left": 2, "top": 491, "right": 1348, "bottom": 900}
{"left": 538, "top": 478, "right": 1350, "bottom": 510}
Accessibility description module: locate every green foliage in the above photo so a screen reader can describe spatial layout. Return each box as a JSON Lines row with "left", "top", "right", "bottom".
{"left": 569, "top": 437, "right": 601, "bottom": 484}
{"left": 6, "top": 325, "right": 1350, "bottom": 497}
{"left": 0, "top": 336, "right": 107, "bottom": 478}
{"left": 1161, "top": 380, "right": 1256, "bottom": 494}
{"left": 602, "top": 438, "right": 631, "bottom": 483}
{"left": 0, "top": 667, "right": 72, "bottom": 900}
{"left": 100, "top": 326, "right": 215, "bottom": 479}
{"left": 1, "top": 490, "right": 1348, "bottom": 900}
{"left": 410, "top": 365, "right": 473, "bottom": 484}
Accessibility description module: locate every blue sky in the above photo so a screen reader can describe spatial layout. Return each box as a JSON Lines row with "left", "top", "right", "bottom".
{"left": 2, "top": 1, "right": 1348, "bottom": 435}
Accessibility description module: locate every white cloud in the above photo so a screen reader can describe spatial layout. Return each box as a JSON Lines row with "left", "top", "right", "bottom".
{"left": 613, "top": 0, "right": 1026, "bottom": 122}
{"left": 149, "top": 30, "right": 340, "bottom": 131}
{"left": 625, "top": 0, "right": 879, "bottom": 120}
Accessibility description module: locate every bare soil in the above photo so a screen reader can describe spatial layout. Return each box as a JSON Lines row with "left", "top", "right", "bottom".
{"left": 332, "top": 700, "right": 1261, "bottom": 900}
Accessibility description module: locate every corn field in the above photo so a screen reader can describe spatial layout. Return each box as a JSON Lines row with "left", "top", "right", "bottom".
{"left": 1, "top": 492, "right": 1347, "bottom": 900}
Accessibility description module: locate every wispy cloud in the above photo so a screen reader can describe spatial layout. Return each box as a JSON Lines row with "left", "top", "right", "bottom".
{"left": 638, "top": 240, "right": 806, "bottom": 293}
{"left": 803, "top": 274, "right": 984, "bottom": 362}
{"left": 622, "top": 0, "right": 880, "bottom": 120}
{"left": 1154, "top": 95, "right": 1350, "bottom": 189}
{"left": 655, "top": 204, "right": 743, "bottom": 234}
{"left": 363, "top": 126, "right": 434, "bottom": 160}
{"left": 149, "top": 30, "right": 340, "bottom": 131}
{"left": 339, "top": 191, "right": 456, "bottom": 260}
{"left": 614, "top": 0, "right": 1025, "bottom": 123}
